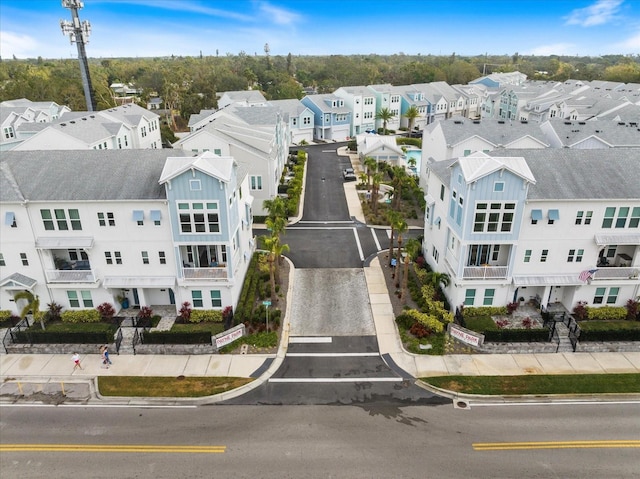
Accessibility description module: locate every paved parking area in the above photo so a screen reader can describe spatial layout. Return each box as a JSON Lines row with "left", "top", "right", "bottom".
{"left": 289, "top": 269, "right": 376, "bottom": 336}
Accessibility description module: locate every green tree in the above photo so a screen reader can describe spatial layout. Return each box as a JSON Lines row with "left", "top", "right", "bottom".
{"left": 403, "top": 105, "right": 420, "bottom": 132}
{"left": 402, "top": 238, "right": 422, "bottom": 301}
{"left": 425, "top": 271, "right": 451, "bottom": 289}
{"left": 14, "top": 291, "right": 44, "bottom": 330}
{"left": 370, "top": 171, "right": 383, "bottom": 216}
{"left": 363, "top": 156, "right": 377, "bottom": 189}
{"left": 387, "top": 210, "right": 402, "bottom": 267}
{"left": 394, "top": 218, "right": 408, "bottom": 283}
{"left": 375, "top": 107, "right": 395, "bottom": 135}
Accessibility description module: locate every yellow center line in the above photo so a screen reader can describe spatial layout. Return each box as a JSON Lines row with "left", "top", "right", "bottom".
{"left": 0, "top": 444, "right": 226, "bottom": 454}
{"left": 473, "top": 440, "right": 640, "bottom": 451}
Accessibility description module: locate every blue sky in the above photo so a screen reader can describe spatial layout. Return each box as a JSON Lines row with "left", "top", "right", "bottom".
{"left": 1, "top": 0, "right": 638, "bottom": 59}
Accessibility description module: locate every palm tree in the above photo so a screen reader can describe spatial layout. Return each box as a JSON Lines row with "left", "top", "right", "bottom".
{"left": 263, "top": 196, "right": 287, "bottom": 222}
{"left": 390, "top": 165, "right": 410, "bottom": 210}
{"left": 265, "top": 215, "right": 287, "bottom": 238}
{"left": 263, "top": 235, "right": 289, "bottom": 300}
{"left": 425, "top": 271, "right": 451, "bottom": 290}
{"left": 370, "top": 171, "right": 383, "bottom": 215}
{"left": 375, "top": 107, "right": 395, "bottom": 135}
{"left": 401, "top": 238, "right": 422, "bottom": 301}
{"left": 363, "top": 156, "right": 377, "bottom": 189}
{"left": 14, "top": 290, "right": 44, "bottom": 330}
{"left": 394, "top": 218, "right": 408, "bottom": 282}
{"left": 387, "top": 210, "right": 401, "bottom": 267}
{"left": 403, "top": 105, "right": 420, "bottom": 132}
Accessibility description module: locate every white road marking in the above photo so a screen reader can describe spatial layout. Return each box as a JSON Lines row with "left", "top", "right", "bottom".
{"left": 353, "top": 227, "right": 364, "bottom": 261}
{"left": 0, "top": 404, "right": 198, "bottom": 409}
{"left": 371, "top": 228, "right": 381, "bottom": 251}
{"left": 297, "top": 221, "right": 354, "bottom": 224}
{"left": 269, "top": 377, "right": 403, "bottom": 383}
{"left": 289, "top": 337, "right": 333, "bottom": 343}
{"left": 286, "top": 353, "right": 380, "bottom": 357}
{"left": 470, "top": 400, "right": 640, "bottom": 408}
{"left": 321, "top": 150, "right": 337, "bottom": 153}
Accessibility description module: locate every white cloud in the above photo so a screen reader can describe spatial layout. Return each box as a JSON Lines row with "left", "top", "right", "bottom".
{"left": 258, "top": 1, "right": 301, "bottom": 25}
{"left": 527, "top": 43, "right": 577, "bottom": 56}
{"left": 0, "top": 31, "right": 39, "bottom": 58}
{"left": 565, "top": 0, "right": 623, "bottom": 27}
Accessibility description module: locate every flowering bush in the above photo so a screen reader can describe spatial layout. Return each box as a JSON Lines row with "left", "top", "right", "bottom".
{"left": 521, "top": 317, "right": 533, "bottom": 329}
{"left": 572, "top": 301, "right": 588, "bottom": 321}
{"left": 496, "top": 319, "right": 510, "bottom": 329}
{"left": 96, "top": 302, "right": 116, "bottom": 321}
{"left": 138, "top": 306, "right": 153, "bottom": 319}
{"left": 179, "top": 301, "right": 192, "bottom": 322}
{"left": 506, "top": 302, "right": 519, "bottom": 315}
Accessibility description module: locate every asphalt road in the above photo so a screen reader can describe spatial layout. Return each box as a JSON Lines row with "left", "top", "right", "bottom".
{"left": 2, "top": 403, "right": 639, "bottom": 479}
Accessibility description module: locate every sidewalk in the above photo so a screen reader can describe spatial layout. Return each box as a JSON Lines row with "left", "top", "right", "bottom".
{"left": 2, "top": 154, "right": 639, "bottom": 404}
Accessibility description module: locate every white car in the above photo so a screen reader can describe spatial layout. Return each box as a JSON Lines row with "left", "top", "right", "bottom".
{"left": 343, "top": 168, "right": 357, "bottom": 181}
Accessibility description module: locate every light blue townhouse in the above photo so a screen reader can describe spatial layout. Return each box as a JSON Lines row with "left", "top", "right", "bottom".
{"left": 301, "top": 94, "right": 352, "bottom": 141}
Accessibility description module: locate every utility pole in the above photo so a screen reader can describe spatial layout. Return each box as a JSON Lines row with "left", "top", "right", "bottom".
{"left": 61, "top": 0, "right": 96, "bottom": 111}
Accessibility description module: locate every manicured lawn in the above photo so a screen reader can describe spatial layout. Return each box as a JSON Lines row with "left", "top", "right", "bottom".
{"left": 579, "top": 321, "right": 640, "bottom": 332}
{"left": 41, "top": 321, "right": 117, "bottom": 333}
{"left": 464, "top": 316, "right": 498, "bottom": 332}
{"left": 98, "top": 376, "right": 254, "bottom": 397}
{"left": 423, "top": 374, "right": 640, "bottom": 395}
{"left": 171, "top": 322, "right": 226, "bottom": 334}
{"left": 399, "top": 330, "right": 446, "bottom": 355}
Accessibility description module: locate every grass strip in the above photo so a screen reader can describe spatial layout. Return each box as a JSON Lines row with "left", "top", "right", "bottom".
{"left": 423, "top": 373, "right": 640, "bottom": 395}
{"left": 98, "top": 376, "right": 254, "bottom": 397}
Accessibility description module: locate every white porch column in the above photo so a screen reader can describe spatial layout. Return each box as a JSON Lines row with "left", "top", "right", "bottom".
{"left": 540, "top": 285, "right": 552, "bottom": 310}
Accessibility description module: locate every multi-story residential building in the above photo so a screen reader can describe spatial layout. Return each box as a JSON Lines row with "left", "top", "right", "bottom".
{"left": 0, "top": 99, "right": 71, "bottom": 151}
{"left": 394, "top": 85, "right": 430, "bottom": 131}
{"left": 267, "top": 99, "right": 315, "bottom": 145}
{"left": 217, "top": 90, "right": 267, "bottom": 109}
{"left": 0, "top": 150, "right": 254, "bottom": 316}
{"left": 173, "top": 105, "right": 288, "bottom": 217}
{"left": 420, "top": 118, "right": 549, "bottom": 185}
{"left": 7, "top": 103, "right": 162, "bottom": 151}
{"left": 333, "top": 86, "right": 378, "bottom": 136}
{"left": 301, "top": 94, "right": 351, "bottom": 141}
{"left": 422, "top": 149, "right": 640, "bottom": 314}
{"left": 367, "top": 84, "right": 402, "bottom": 132}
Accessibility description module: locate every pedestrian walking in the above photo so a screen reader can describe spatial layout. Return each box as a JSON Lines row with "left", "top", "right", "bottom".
{"left": 72, "top": 352, "right": 83, "bottom": 370}
{"left": 103, "top": 345, "right": 112, "bottom": 367}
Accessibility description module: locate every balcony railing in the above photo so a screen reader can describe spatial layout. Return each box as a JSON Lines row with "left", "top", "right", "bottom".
{"left": 462, "top": 266, "right": 508, "bottom": 280}
{"left": 592, "top": 267, "right": 640, "bottom": 281}
{"left": 45, "top": 269, "right": 97, "bottom": 283}
{"left": 182, "top": 266, "right": 228, "bottom": 280}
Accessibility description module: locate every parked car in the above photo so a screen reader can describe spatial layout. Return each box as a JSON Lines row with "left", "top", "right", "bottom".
{"left": 343, "top": 167, "right": 357, "bottom": 181}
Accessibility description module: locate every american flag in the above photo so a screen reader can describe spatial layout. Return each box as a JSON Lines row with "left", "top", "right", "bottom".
{"left": 578, "top": 269, "right": 597, "bottom": 282}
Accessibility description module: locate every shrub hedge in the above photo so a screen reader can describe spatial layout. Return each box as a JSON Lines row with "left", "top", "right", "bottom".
{"left": 61, "top": 309, "right": 101, "bottom": 323}
{"left": 483, "top": 329, "right": 549, "bottom": 342}
{"left": 14, "top": 326, "right": 116, "bottom": 344}
{"left": 143, "top": 331, "right": 212, "bottom": 344}
{"left": 585, "top": 306, "right": 627, "bottom": 321}
{"left": 189, "top": 310, "right": 223, "bottom": 323}
{"left": 462, "top": 306, "right": 508, "bottom": 318}
{"left": 579, "top": 321, "right": 640, "bottom": 341}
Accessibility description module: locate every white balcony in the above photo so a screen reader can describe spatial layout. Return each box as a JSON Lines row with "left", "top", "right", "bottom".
{"left": 45, "top": 269, "right": 97, "bottom": 283}
{"left": 182, "top": 266, "right": 228, "bottom": 280}
{"left": 462, "top": 266, "right": 508, "bottom": 280}
{"left": 591, "top": 267, "right": 640, "bottom": 281}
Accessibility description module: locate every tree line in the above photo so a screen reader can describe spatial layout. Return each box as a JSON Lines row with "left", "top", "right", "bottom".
{"left": 1, "top": 53, "right": 638, "bottom": 122}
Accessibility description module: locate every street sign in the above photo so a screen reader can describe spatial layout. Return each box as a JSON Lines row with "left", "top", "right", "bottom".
{"left": 263, "top": 300, "right": 271, "bottom": 306}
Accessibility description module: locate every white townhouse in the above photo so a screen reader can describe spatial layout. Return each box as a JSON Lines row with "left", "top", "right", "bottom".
{"left": 367, "top": 84, "right": 402, "bottom": 132}
{"left": 173, "top": 106, "right": 289, "bottom": 217}
{"left": 0, "top": 150, "right": 254, "bottom": 317}
{"left": 333, "top": 86, "right": 378, "bottom": 137}
{"left": 8, "top": 103, "right": 162, "bottom": 151}
{"left": 267, "top": 98, "right": 315, "bottom": 145}
{"left": 420, "top": 117, "right": 549, "bottom": 186}
{"left": 394, "top": 85, "right": 430, "bottom": 131}
{"left": 413, "top": 83, "right": 449, "bottom": 124}
{"left": 300, "top": 94, "right": 352, "bottom": 141}
{"left": 422, "top": 149, "right": 640, "bottom": 314}
{"left": 217, "top": 90, "right": 267, "bottom": 109}
{"left": 0, "top": 99, "right": 71, "bottom": 151}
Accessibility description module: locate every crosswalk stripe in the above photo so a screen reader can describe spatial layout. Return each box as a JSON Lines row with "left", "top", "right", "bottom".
{"left": 286, "top": 352, "right": 379, "bottom": 357}
{"left": 269, "top": 377, "right": 404, "bottom": 383}
{"left": 289, "top": 337, "right": 333, "bottom": 343}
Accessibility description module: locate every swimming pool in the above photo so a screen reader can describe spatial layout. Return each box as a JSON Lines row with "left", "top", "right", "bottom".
{"left": 404, "top": 148, "right": 422, "bottom": 175}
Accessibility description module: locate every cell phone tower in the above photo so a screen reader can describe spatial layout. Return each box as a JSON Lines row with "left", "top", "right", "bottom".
{"left": 60, "top": 0, "right": 96, "bottom": 111}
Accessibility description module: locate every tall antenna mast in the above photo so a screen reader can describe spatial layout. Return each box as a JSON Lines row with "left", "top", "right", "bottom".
{"left": 61, "top": 0, "right": 96, "bottom": 111}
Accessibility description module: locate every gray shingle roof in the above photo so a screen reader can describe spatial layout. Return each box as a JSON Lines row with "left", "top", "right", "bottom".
{"left": 0, "top": 149, "right": 191, "bottom": 202}
{"left": 543, "top": 118, "right": 640, "bottom": 147}
{"left": 427, "top": 148, "right": 640, "bottom": 200}
{"left": 490, "top": 149, "right": 640, "bottom": 200}
{"left": 427, "top": 118, "right": 549, "bottom": 147}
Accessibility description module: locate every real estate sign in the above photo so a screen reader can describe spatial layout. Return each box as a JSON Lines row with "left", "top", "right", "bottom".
{"left": 213, "top": 324, "right": 245, "bottom": 349}
{"left": 448, "top": 323, "right": 484, "bottom": 347}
